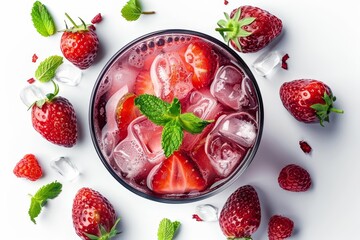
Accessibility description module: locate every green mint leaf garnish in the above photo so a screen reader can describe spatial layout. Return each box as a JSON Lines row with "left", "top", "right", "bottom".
{"left": 121, "top": 0, "right": 155, "bottom": 21}
{"left": 35, "top": 55, "right": 63, "bottom": 83}
{"left": 28, "top": 181, "right": 62, "bottom": 224}
{"left": 162, "top": 120, "right": 183, "bottom": 157}
{"left": 157, "top": 218, "right": 181, "bottom": 240}
{"left": 31, "top": 1, "right": 56, "bottom": 37}
{"left": 135, "top": 94, "right": 213, "bottom": 157}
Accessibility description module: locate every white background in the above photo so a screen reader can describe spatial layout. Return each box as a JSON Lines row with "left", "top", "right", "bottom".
{"left": 1, "top": 0, "right": 359, "bottom": 239}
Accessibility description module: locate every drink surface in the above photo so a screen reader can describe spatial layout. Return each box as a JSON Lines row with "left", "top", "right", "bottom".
{"left": 92, "top": 32, "right": 261, "bottom": 200}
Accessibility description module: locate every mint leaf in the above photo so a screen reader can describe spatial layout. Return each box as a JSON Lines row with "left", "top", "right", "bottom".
{"left": 31, "top": 1, "right": 56, "bottom": 37}
{"left": 135, "top": 94, "right": 172, "bottom": 125}
{"left": 28, "top": 181, "right": 62, "bottom": 224}
{"left": 162, "top": 120, "right": 183, "bottom": 157}
{"left": 157, "top": 218, "right": 181, "bottom": 240}
{"left": 35, "top": 55, "right": 63, "bottom": 83}
{"left": 121, "top": 0, "right": 155, "bottom": 21}
{"left": 179, "top": 113, "right": 213, "bottom": 134}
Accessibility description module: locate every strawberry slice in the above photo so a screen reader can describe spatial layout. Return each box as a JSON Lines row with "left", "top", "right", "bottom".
{"left": 134, "top": 70, "right": 155, "bottom": 96}
{"left": 116, "top": 93, "right": 140, "bottom": 141}
{"left": 184, "top": 42, "right": 217, "bottom": 89}
{"left": 150, "top": 151, "right": 206, "bottom": 194}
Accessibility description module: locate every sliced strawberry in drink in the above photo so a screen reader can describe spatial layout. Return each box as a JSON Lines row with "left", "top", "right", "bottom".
{"left": 149, "top": 151, "right": 206, "bottom": 194}
{"left": 184, "top": 42, "right": 218, "bottom": 89}
{"left": 134, "top": 70, "right": 155, "bottom": 96}
{"left": 116, "top": 93, "right": 141, "bottom": 141}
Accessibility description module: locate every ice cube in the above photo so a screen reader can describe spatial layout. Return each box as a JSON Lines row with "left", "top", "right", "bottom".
{"left": 150, "top": 52, "right": 193, "bottom": 101}
{"left": 219, "top": 112, "right": 258, "bottom": 148}
{"left": 252, "top": 50, "right": 284, "bottom": 77}
{"left": 19, "top": 84, "right": 46, "bottom": 108}
{"left": 210, "top": 65, "right": 254, "bottom": 110}
{"left": 50, "top": 156, "right": 79, "bottom": 181}
{"left": 194, "top": 204, "right": 219, "bottom": 222}
{"left": 54, "top": 63, "right": 82, "bottom": 86}
{"left": 113, "top": 116, "right": 164, "bottom": 178}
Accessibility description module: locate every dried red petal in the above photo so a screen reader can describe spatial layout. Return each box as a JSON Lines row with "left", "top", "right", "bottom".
{"left": 32, "top": 54, "right": 38, "bottom": 63}
{"left": 224, "top": 0, "right": 229, "bottom": 5}
{"left": 299, "top": 140, "right": 312, "bottom": 154}
{"left": 27, "top": 78, "right": 36, "bottom": 84}
{"left": 91, "top": 13, "right": 102, "bottom": 24}
{"left": 192, "top": 214, "right": 203, "bottom": 221}
{"left": 281, "top": 53, "right": 289, "bottom": 70}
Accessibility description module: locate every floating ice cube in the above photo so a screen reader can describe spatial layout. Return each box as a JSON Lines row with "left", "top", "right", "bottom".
{"left": 54, "top": 63, "right": 82, "bottom": 86}
{"left": 19, "top": 84, "right": 46, "bottom": 108}
{"left": 113, "top": 116, "right": 164, "bottom": 178}
{"left": 194, "top": 204, "right": 219, "bottom": 222}
{"left": 252, "top": 50, "right": 284, "bottom": 77}
{"left": 210, "top": 65, "right": 252, "bottom": 110}
{"left": 50, "top": 156, "right": 79, "bottom": 181}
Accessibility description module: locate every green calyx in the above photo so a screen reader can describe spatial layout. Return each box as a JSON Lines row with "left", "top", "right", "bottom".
{"left": 61, "top": 12, "right": 90, "bottom": 33}
{"left": 34, "top": 80, "right": 60, "bottom": 109}
{"left": 310, "top": 92, "right": 344, "bottom": 127}
{"left": 215, "top": 8, "right": 256, "bottom": 51}
{"left": 84, "top": 218, "right": 121, "bottom": 240}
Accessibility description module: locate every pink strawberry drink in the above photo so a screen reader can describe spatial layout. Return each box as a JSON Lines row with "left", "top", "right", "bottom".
{"left": 90, "top": 30, "right": 263, "bottom": 202}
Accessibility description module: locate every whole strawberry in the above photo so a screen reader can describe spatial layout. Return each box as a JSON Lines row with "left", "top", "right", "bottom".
{"left": 60, "top": 13, "right": 99, "bottom": 69}
{"left": 278, "top": 164, "right": 311, "bottom": 192}
{"left": 13, "top": 154, "right": 42, "bottom": 181}
{"left": 31, "top": 84, "right": 78, "bottom": 147}
{"left": 219, "top": 185, "right": 261, "bottom": 239}
{"left": 279, "top": 79, "right": 343, "bottom": 126}
{"left": 268, "top": 215, "right": 294, "bottom": 240}
{"left": 72, "top": 187, "right": 120, "bottom": 240}
{"left": 216, "top": 5, "right": 282, "bottom": 53}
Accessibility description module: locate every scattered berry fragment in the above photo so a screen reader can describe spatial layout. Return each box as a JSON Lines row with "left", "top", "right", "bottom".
{"left": 32, "top": 54, "right": 38, "bottom": 63}
{"left": 268, "top": 215, "right": 294, "bottom": 240}
{"left": 281, "top": 53, "right": 289, "bottom": 69}
{"left": 299, "top": 140, "right": 312, "bottom": 154}
{"left": 27, "top": 78, "right": 36, "bottom": 84}
{"left": 278, "top": 164, "right": 312, "bottom": 192}
{"left": 224, "top": 0, "right": 229, "bottom": 5}
{"left": 13, "top": 154, "right": 43, "bottom": 181}
{"left": 91, "top": 13, "right": 102, "bottom": 24}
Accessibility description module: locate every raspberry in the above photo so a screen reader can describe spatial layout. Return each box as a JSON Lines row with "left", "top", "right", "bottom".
{"left": 13, "top": 154, "right": 43, "bottom": 181}
{"left": 268, "top": 215, "right": 294, "bottom": 240}
{"left": 278, "top": 164, "right": 311, "bottom": 192}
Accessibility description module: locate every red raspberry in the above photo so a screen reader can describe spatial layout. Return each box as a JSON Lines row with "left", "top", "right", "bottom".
{"left": 13, "top": 154, "right": 43, "bottom": 181}
{"left": 268, "top": 215, "right": 294, "bottom": 240}
{"left": 278, "top": 164, "right": 311, "bottom": 192}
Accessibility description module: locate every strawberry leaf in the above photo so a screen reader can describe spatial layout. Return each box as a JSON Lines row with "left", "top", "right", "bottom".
{"left": 35, "top": 55, "right": 63, "bottom": 83}
{"left": 31, "top": 1, "right": 56, "bottom": 37}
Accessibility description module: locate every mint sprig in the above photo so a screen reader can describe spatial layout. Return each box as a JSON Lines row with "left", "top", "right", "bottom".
{"left": 121, "top": 0, "right": 155, "bottom": 21}
{"left": 157, "top": 218, "right": 181, "bottom": 240}
{"left": 135, "top": 94, "right": 213, "bottom": 157}
{"left": 28, "top": 181, "right": 62, "bottom": 224}
{"left": 31, "top": 1, "right": 57, "bottom": 37}
{"left": 35, "top": 55, "right": 63, "bottom": 83}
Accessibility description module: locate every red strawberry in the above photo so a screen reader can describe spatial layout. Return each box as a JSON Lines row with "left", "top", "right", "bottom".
{"left": 216, "top": 5, "right": 282, "bottom": 53}
{"left": 134, "top": 70, "right": 155, "bottom": 96}
{"left": 184, "top": 42, "right": 217, "bottom": 89}
{"left": 268, "top": 215, "right": 294, "bottom": 240}
{"left": 149, "top": 151, "right": 206, "bottom": 194}
{"left": 32, "top": 95, "right": 78, "bottom": 148}
{"left": 116, "top": 93, "right": 141, "bottom": 141}
{"left": 278, "top": 164, "right": 312, "bottom": 192}
{"left": 219, "top": 185, "right": 261, "bottom": 239}
{"left": 60, "top": 13, "right": 100, "bottom": 70}
{"left": 279, "top": 79, "right": 344, "bottom": 126}
{"left": 72, "top": 187, "right": 120, "bottom": 240}
{"left": 13, "top": 154, "right": 42, "bottom": 181}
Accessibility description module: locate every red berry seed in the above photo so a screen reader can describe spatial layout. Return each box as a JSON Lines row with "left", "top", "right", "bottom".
{"left": 91, "top": 13, "right": 102, "bottom": 24}
{"left": 281, "top": 53, "right": 289, "bottom": 70}
{"left": 299, "top": 140, "right": 312, "bottom": 154}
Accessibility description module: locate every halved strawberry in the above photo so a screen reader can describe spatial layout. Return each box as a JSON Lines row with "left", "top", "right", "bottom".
{"left": 116, "top": 93, "right": 141, "bottom": 141}
{"left": 184, "top": 42, "right": 217, "bottom": 89}
{"left": 134, "top": 70, "right": 155, "bottom": 96}
{"left": 150, "top": 151, "right": 206, "bottom": 194}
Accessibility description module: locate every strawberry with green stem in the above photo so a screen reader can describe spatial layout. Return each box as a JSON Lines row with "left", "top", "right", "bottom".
{"left": 216, "top": 5, "right": 282, "bottom": 53}
{"left": 60, "top": 13, "right": 99, "bottom": 69}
